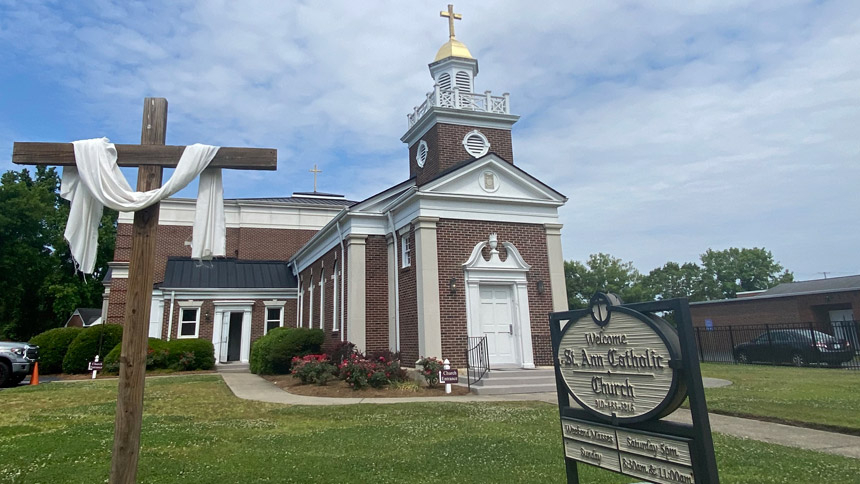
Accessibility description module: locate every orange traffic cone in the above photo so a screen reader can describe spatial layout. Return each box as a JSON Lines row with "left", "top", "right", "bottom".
{"left": 29, "top": 362, "right": 39, "bottom": 385}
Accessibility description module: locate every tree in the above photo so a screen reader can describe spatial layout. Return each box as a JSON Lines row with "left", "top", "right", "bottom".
{"left": 642, "top": 261, "right": 706, "bottom": 301}
{"left": 0, "top": 167, "right": 116, "bottom": 340}
{"left": 565, "top": 253, "right": 651, "bottom": 309}
{"left": 699, "top": 247, "right": 793, "bottom": 300}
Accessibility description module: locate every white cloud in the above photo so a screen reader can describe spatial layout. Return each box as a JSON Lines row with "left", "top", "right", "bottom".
{"left": 1, "top": 0, "right": 858, "bottom": 279}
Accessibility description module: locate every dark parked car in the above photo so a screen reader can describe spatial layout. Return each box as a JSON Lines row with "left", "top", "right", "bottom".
{"left": 733, "top": 329, "right": 853, "bottom": 367}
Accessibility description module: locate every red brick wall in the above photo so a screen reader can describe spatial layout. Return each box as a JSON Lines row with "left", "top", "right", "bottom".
{"left": 409, "top": 123, "right": 514, "bottom": 185}
{"left": 296, "top": 245, "right": 345, "bottom": 353}
{"left": 690, "top": 290, "right": 860, "bottom": 329}
{"left": 365, "top": 235, "right": 389, "bottom": 353}
{"left": 66, "top": 315, "right": 84, "bottom": 328}
{"left": 105, "top": 280, "right": 127, "bottom": 324}
{"left": 435, "top": 219, "right": 555, "bottom": 367}
{"left": 114, "top": 223, "right": 316, "bottom": 283}
{"left": 397, "top": 228, "right": 419, "bottom": 363}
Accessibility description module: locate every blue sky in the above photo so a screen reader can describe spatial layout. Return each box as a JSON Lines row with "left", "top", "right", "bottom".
{"left": 2, "top": 0, "right": 858, "bottom": 281}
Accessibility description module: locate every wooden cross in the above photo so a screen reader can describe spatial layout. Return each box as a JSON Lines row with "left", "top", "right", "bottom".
{"left": 309, "top": 163, "right": 322, "bottom": 192}
{"left": 12, "top": 98, "right": 276, "bottom": 484}
{"left": 440, "top": 4, "right": 462, "bottom": 39}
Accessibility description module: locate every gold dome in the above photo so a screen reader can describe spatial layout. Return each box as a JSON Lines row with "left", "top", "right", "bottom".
{"left": 434, "top": 38, "right": 473, "bottom": 62}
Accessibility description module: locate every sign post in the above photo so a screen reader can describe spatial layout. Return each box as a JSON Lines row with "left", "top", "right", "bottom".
{"left": 549, "top": 293, "right": 719, "bottom": 484}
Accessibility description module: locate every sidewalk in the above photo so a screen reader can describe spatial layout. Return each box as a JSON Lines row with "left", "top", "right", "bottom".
{"left": 219, "top": 370, "right": 860, "bottom": 460}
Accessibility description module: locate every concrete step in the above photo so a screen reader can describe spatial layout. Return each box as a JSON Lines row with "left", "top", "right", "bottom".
{"left": 478, "top": 369, "right": 554, "bottom": 378}
{"left": 469, "top": 375, "right": 557, "bottom": 387}
{"left": 469, "top": 383, "right": 558, "bottom": 395}
{"left": 459, "top": 368, "right": 558, "bottom": 395}
{"left": 217, "top": 363, "right": 251, "bottom": 373}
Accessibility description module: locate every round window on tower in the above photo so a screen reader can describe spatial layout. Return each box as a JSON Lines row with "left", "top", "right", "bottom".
{"left": 463, "top": 130, "right": 490, "bottom": 158}
{"left": 416, "top": 140, "right": 428, "bottom": 168}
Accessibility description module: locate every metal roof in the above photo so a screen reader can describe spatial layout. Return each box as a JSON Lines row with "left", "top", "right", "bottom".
{"left": 160, "top": 258, "right": 297, "bottom": 289}
{"left": 691, "top": 274, "right": 860, "bottom": 305}
{"left": 233, "top": 196, "right": 356, "bottom": 206}
{"left": 760, "top": 275, "right": 860, "bottom": 297}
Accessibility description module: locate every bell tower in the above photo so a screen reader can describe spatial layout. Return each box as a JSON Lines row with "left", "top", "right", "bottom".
{"left": 401, "top": 4, "right": 520, "bottom": 185}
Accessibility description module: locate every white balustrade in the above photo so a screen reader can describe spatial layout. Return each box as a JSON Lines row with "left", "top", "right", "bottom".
{"left": 408, "top": 86, "right": 510, "bottom": 127}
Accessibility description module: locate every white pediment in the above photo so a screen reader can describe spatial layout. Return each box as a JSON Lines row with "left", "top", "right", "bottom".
{"left": 463, "top": 239, "right": 531, "bottom": 273}
{"left": 420, "top": 155, "right": 565, "bottom": 203}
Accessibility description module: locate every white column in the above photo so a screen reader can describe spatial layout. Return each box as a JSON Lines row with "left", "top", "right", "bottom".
{"left": 413, "top": 216, "right": 442, "bottom": 360}
{"left": 346, "top": 234, "right": 367, "bottom": 352}
{"left": 545, "top": 223, "right": 568, "bottom": 312}
{"left": 386, "top": 234, "right": 397, "bottom": 351}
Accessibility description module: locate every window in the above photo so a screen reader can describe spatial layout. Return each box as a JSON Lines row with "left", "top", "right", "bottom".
{"left": 298, "top": 280, "right": 304, "bottom": 328}
{"left": 319, "top": 269, "right": 325, "bottom": 330}
{"left": 401, "top": 235, "right": 411, "bottom": 268}
{"left": 179, "top": 308, "right": 199, "bottom": 338}
{"left": 308, "top": 276, "right": 314, "bottom": 327}
{"left": 332, "top": 262, "right": 340, "bottom": 331}
{"left": 265, "top": 307, "right": 282, "bottom": 334}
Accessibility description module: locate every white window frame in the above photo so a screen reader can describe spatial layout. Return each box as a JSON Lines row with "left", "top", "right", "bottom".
{"left": 401, "top": 235, "right": 411, "bottom": 268}
{"left": 177, "top": 300, "right": 203, "bottom": 339}
{"left": 332, "top": 262, "right": 339, "bottom": 332}
{"left": 297, "top": 280, "right": 304, "bottom": 328}
{"left": 263, "top": 300, "right": 286, "bottom": 335}
{"left": 318, "top": 269, "right": 325, "bottom": 330}
{"left": 308, "top": 275, "right": 314, "bottom": 327}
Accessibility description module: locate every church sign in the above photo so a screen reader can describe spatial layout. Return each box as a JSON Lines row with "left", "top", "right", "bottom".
{"left": 549, "top": 294, "right": 719, "bottom": 484}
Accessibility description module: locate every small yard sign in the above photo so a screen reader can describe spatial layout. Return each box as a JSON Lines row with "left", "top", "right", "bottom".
{"left": 88, "top": 361, "right": 104, "bottom": 371}
{"left": 439, "top": 369, "right": 459, "bottom": 384}
{"left": 549, "top": 293, "right": 719, "bottom": 484}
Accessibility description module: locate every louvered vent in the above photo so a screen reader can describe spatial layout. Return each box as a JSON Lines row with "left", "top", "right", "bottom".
{"left": 416, "top": 140, "right": 428, "bottom": 168}
{"left": 438, "top": 73, "right": 451, "bottom": 90}
{"left": 455, "top": 71, "right": 471, "bottom": 92}
{"left": 463, "top": 130, "right": 490, "bottom": 157}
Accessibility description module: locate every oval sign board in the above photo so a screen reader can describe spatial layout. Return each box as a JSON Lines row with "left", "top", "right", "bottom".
{"left": 557, "top": 296, "right": 686, "bottom": 423}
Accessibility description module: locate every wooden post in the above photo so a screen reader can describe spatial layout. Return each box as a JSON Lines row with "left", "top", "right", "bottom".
{"left": 11, "top": 97, "right": 277, "bottom": 483}
{"left": 109, "top": 98, "right": 167, "bottom": 484}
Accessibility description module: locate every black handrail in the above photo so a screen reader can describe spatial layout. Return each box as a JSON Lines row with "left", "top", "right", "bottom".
{"left": 465, "top": 336, "right": 490, "bottom": 389}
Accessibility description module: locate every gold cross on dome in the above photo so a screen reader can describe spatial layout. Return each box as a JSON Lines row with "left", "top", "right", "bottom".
{"left": 440, "top": 4, "right": 462, "bottom": 39}
{"left": 310, "top": 164, "right": 322, "bottom": 192}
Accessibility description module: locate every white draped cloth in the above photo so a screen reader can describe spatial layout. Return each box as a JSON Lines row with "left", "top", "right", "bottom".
{"left": 60, "top": 137, "right": 224, "bottom": 274}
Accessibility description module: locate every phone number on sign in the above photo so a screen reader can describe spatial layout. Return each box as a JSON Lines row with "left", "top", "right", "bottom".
{"left": 594, "top": 399, "right": 635, "bottom": 413}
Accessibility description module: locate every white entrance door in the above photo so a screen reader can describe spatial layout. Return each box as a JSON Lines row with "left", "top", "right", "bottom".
{"left": 148, "top": 298, "right": 163, "bottom": 339}
{"left": 479, "top": 285, "right": 518, "bottom": 366}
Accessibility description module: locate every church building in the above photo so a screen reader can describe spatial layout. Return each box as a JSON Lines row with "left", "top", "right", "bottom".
{"left": 102, "top": 9, "right": 569, "bottom": 369}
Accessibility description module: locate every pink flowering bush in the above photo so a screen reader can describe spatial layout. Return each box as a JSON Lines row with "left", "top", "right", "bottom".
{"left": 417, "top": 356, "right": 444, "bottom": 388}
{"left": 338, "top": 353, "right": 408, "bottom": 390}
{"left": 291, "top": 354, "right": 337, "bottom": 385}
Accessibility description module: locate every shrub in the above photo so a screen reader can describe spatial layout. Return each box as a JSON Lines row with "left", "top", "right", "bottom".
{"left": 103, "top": 338, "right": 169, "bottom": 373}
{"left": 330, "top": 341, "right": 362, "bottom": 365}
{"left": 417, "top": 356, "right": 444, "bottom": 388}
{"left": 63, "top": 324, "right": 124, "bottom": 374}
{"left": 291, "top": 354, "right": 337, "bottom": 385}
{"left": 29, "top": 327, "right": 83, "bottom": 374}
{"left": 165, "top": 339, "right": 215, "bottom": 371}
{"left": 338, "top": 353, "right": 408, "bottom": 390}
{"left": 102, "top": 338, "right": 212, "bottom": 372}
{"left": 249, "top": 327, "right": 324, "bottom": 375}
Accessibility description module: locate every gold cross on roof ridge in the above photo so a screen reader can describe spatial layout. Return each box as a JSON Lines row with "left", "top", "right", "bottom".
{"left": 440, "top": 4, "right": 462, "bottom": 39}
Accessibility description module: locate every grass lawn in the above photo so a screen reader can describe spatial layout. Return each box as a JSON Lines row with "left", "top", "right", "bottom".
{"left": 1, "top": 376, "right": 859, "bottom": 483}
{"left": 699, "top": 363, "right": 860, "bottom": 433}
